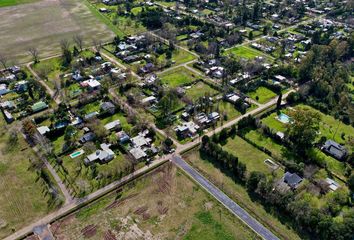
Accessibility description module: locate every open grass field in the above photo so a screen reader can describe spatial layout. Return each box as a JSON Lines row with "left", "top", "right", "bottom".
{"left": 0, "top": 0, "right": 115, "bottom": 63}
{"left": 185, "top": 81, "right": 218, "bottom": 100}
{"left": 183, "top": 150, "right": 301, "bottom": 240}
{"left": 0, "top": 120, "right": 60, "bottom": 239}
{"left": 0, "top": 0, "right": 38, "bottom": 7}
{"left": 221, "top": 135, "right": 283, "bottom": 177}
{"left": 159, "top": 66, "right": 199, "bottom": 87}
{"left": 51, "top": 163, "right": 259, "bottom": 239}
{"left": 248, "top": 86, "right": 277, "bottom": 104}
{"left": 225, "top": 45, "right": 273, "bottom": 61}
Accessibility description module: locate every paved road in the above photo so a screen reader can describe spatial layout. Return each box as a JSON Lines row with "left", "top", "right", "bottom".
{"left": 172, "top": 155, "right": 279, "bottom": 240}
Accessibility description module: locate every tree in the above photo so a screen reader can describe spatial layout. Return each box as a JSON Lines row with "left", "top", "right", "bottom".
{"left": 0, "top": 53, "right": 8, "bottom": 71}
{"left": 348, "top": 174, "right": 354, "bottom": 193}
{"left": 286, "top": 107, "right": 321, "bottom": 154}
{"left": 60, "top": 39, "right": 72, "bottom": 66}
{"left": 248, "top": 31, "right": 253, "bottom": 40}
{"left": 28, "top": 47, "right": 40, "bottom": 63}
{"left": 276, "top": 93, "right": 282, "bottom": 109}
{"left": 164, "top": 137, "right": 173, "bottom": 148}
{"left": 247, "top": 171, "right": 266, "bottom": 193}
{"left": 92, "top": 38, "right": 102, "bottom": 53}
{"left": 73, "top": 35, "right": 84, "bottom": 52}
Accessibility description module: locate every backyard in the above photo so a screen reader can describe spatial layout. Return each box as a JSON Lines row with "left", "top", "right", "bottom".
{"left": 248, "top": 86, "right": 277, "bottom": 104}
{"left": 159, "top": 67, "right": 199, "bottom": 87}
{"left": 51, "top": 163, "right": 259, "bottom": 239}
{"left": 225, "top": 45, "right": 273, "bottom": 61}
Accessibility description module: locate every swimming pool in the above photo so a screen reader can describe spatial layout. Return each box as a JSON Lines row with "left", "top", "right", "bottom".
{"left": 70, "top": 149, "right": 85, "bottom": 159}
{"left": 277, "top": 113, "right": 291, "bottom": 124}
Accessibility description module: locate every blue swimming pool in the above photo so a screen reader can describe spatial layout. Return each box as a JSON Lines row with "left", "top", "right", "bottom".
{"left": 277, "top": 113, "right": 291, "bottom": 124}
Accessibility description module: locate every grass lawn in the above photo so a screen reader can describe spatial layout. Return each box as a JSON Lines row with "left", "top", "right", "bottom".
{"left": 248, "top": 86, "right": 277, "bottom": 104}
{"left": 261, "top": 112, "right": 287, "bottom": 132}
{"left": 183, "top": 150, "right": 301, "bottom": 240}
{"left": 81, "top": 101, "right": 101, "bottom": 115}
{"left": 185, "top": 81, "right": 218, "bottom": 100}
{"left": 0, "top": 0, "right": 38, "bottom": 7}
{"left": 155, "top": 1, "right": 176, "bottom": 7}
{"left": 0, "top": 0, "right": 114, "bottom": 63}
{"left": 222, "top": 136, "right": 283, "bottom": 177}
{"left": 245, "top": 130, "right": 289, "bottom": 159}
{"left": 100, "top": 112, "right": 133, "bottom": 133}
{"left": 217, "top": 101, "right": 242, "bottom": 120}
{"left": 225, "top": 46, "right": 273, "bottom": 61}
{"left": 159, "top": 67, "right": 198, "bottom": 87}
{"left": 172, "top": 48, "right": 197, "bottom": 65}
{"left": 0, "top": 120, "right": 61, "bottom": 238}
{"left": 51, "top": 163, "right": 259, "bottom": 239}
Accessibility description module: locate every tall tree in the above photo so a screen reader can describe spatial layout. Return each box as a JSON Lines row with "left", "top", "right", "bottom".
{"left": 286, "top": 107, "right": 321, "bottom": 154}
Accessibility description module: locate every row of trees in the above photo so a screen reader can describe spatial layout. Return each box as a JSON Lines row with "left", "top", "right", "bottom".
{"left": 201, "top": 135, "right": 247, "bottom": 181}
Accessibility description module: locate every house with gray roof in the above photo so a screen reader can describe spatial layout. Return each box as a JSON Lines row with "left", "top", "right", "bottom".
{"left": 321, "top": 140, "right": 348, "bottom": 160}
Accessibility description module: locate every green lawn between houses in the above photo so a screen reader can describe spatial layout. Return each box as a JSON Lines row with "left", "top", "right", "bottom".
{"left": 159, "top": 67, "right": 199, "bottom": 87}
{"left": 224, "top": 45, "right": 273, "bottom": 61}
{"left": 248, "top": 86, "right": 277, "bottom": 104}
{"left": 221, "top": 135, "right": 284, "bottom": 177}
{"left": 185, "top": 81, "right": 219, "bottom": 100}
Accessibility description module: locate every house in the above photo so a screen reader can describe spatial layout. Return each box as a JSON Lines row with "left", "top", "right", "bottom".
{"left": 208, "top": 112, "right": 220, "bottom": 122}
{"left": 3, "top": 110, "right": 14, "bottom": 123}
{"left": 100, "top": 102, "right": 116, "bottom": 114}
{"left": 104, "top": 120, "right": 121, "bottom": 132}
{"left": 72, "top": 70, "right": 83, "bottom": 81}
{"left": 81, "top": 79, "right": 101, "bottom": 91}
{"left": 84, "top": 143, "right": 115, "bottom": 165}
{"left": 84, "top": 111, "right": 99, "bottom": 120}
{"left": 79, "top": 132, "right": 96, "bottom": 144}
{"left": 0, "top": 84, "right": 10, "bottom": 96}
{"left": 0, "top": 101, "right": 16, "bottom": 110}
{"left": 131, "top": 134, "right": 151, "bottom": 148}
{"left": 274, "top": 75, "right": 287, "bottom": 82}
{"left": 139, "top": 63, "right": 155, "bottom": 74}
{"left": 141, "top": 96, "right": 157, "bottom": 105}
{"left": 321, "top": 140, "right": 348, "bottom": 160}
{"left": 15, "top": 80, "right": 28, "bottom": 92}
{"left": 225, "top": 93, "right": 241, "bottom": 104}
{"left": 9, "top": 65, "right": 21, "bottom": 74}
{"left": 325, "top": 178, "right": 340, "bottom": 192}
{"left": 31, "top": 101, "right": 48, "bottom": 113}
{"left": 116, "top": 131, "right": 130, "bottom": 144}
{"left": 283, "top": 172, "right": 302, "bottom": 189}
{"left": 129, "top": 147, "right": 147, "bottom": 161}
{"left": 175, "top": 121, "right": 200, "bottom": 139}
{"left": 37, "top": 126, "right": 50, "bottom": 136}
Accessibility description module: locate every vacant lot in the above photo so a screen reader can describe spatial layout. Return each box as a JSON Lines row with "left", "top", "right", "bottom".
{"left": 185, "top": 81, "right": 218, "bottom": 100}
{"left": 159, "top": 67, "right": 199, "bottom": 87}
{"left": 51, "top": 164, "right": 259, "bottom": 239}
{"left": 248, "top": 86, "right": 277, "bottom": 104}
{"left": 0, "top": 0, "right": 114, "bottom": 63}
{"left": 222, "top": 136, "right": 283, "bottom": 177}
{"left": 183, "top": 150, "right": 301, "bottom": 240}
{"left": 0, "top": 120, "right": 60, "bottom": 239}
{"left": 225, "top": 46, "right": 273, "bottom": 61}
